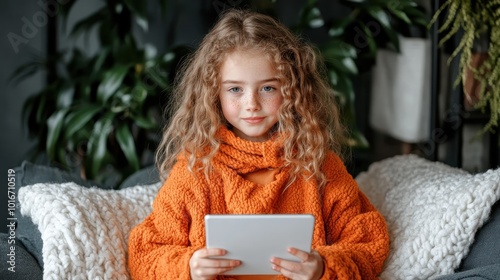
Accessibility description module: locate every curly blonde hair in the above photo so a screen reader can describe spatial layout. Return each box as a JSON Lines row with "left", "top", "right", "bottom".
{"left": 156, "top": 9, "right": 348, "bottom": 187}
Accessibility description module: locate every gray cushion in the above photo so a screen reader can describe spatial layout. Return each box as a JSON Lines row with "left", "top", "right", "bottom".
{"left": 0, "top": 232, "right": 42, "bottom": 280}
{"left": 435, "top": 263, "right": 500, "bottom": 280}
{"left": 458, "top": 200, "right": 500, "bottom": 271}
{"left": 119, "top": 165, "right": 159, "bottom": 189}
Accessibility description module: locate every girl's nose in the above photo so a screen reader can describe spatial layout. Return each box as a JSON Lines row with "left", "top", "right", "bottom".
{"left": 245, "top": 91, "right": 261, "bottom": 111}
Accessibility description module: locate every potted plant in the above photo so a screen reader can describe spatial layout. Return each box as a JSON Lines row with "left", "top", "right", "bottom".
{"left": 11, "top": 0, "right": 188, "bottom": 186}
{"left": 431, "top": 0, "right": 500, "bottom": 133}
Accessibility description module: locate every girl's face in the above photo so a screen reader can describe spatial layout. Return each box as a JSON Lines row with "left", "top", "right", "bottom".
{"left": 219, "top": 49, "right": 283, "bottom": 142}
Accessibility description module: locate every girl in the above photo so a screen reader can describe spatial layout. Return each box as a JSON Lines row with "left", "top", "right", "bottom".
{"left": 128, "top": 9, "right": 389, "bottom": 280}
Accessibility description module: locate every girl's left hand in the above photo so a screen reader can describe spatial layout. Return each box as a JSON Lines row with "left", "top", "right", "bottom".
{"left": 270, "top": 248, "right": 324, "bottom": 280}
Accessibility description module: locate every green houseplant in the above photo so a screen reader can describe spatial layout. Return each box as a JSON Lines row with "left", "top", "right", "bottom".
{"left": 431, "top": 0, "right": 500, "bottom": 132}
{"left": 12, "top": 0, "right": 187, "bottom": 185}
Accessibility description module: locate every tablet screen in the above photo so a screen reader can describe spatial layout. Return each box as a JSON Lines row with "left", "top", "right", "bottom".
{"left": 205, "top": 214, "right": 315, "bottom": 275}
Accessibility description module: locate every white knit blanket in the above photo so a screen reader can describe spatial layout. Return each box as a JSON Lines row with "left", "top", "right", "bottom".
{"left": 356, "top": 155, "right": 500, "bottom": 279}
{"left": 19, "top": 182, "right": 161, "bottom": 280}
{"left": 17, "top": 155, "right": 500, "bottom": 279}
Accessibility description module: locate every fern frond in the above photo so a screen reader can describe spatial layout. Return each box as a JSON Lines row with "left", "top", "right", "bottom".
{"left": 432, "top": 0, "right": 500, "bottom": 132}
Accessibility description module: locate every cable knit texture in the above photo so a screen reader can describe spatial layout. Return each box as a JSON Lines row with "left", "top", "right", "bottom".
{"left": 128, "top": 126, "right": 390, "bottom": 280}
{"left": 355, "top": 155, "right": 500, "bottom": 280}
{"left": 18, "top": 182, "right": 161, "bottom": 280}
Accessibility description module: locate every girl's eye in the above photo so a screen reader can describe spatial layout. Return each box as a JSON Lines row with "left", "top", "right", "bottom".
{"left": 262, "top": 86, "right": 275, "bottom": 92}
{"left": 228, "top": 87, "right": 242, "bottom": 93}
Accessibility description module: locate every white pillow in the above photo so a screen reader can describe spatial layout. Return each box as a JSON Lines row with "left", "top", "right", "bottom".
{"left": 19, "top": 182, "right": 161, "bottom": 280}
{"left": 355, "top": 154, "right": 500, "bottom": 280}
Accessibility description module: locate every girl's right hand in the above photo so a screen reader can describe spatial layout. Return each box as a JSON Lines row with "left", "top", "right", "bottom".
{"left": 189, "top": 248, "right": 241, "bottom": 280}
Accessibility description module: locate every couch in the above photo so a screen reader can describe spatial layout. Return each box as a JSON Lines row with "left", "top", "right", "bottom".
{"left": 1, "top": 154, "right": 499, "bottom": 279}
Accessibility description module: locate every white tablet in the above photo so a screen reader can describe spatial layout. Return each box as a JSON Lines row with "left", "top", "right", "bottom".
{"left": 204, "top": 214, "right": 315, "bottom": 275}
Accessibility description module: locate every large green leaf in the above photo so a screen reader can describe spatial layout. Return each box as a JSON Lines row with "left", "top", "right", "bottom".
{"left": 123, "top": 0, "right": 149, "bottom": 31}
{"left": 35, "top": 91, "right": 48, "bottom": 125}
{"left": 348, "top": 128, "right": 369, "bottom": 148}
{"left": 388, "top": 5, "right": 411, "bottom": 24}
{"left": 133, "top": 113, "right": 157, "bottom": 129}
{"left": 132, "top": 84, "right": 148, "bottom": 103}
{"left": 46, "top": 109, "right": 68, "bottom": 159}
{"left": 358, "top": 22, "right": 378, "bottom": 57}
{"left": 404, "top": 7, "right": 429, "bottom": 26}
{"left": 328, "top": 57, "right": 359, "bottom": 76}
{"left": 64, "top": 104, "right": 102, "bottom": 139}
{"left": 329, "top": 70, "right": 339, "bottom": 86}
{"left": 320, "top": 40, "right": 357, "bottom": 59}
{"left": 56, "top": 86, "right": 75, "bottom": 109}
{"left": 382, "top": 25, "right": 401, "bottom": 52}
{"left": 115, "top": 123, "right": 140, "bottom": 171}
{"left": 305, "top": 7, "right": 324, "bottom": 28}
{"left": 87, "top": 113, "right": 114, "bottom": 178}
{"left": 123, "top": 0, "right": 148, "bottom": 21}
{"left": 58, "top": 0, "right": 79, "bottom": 33}
{"left": 298, "top": 0, "right": 321, "bottom": 30}
{"left": 70, "top": 7, "right": 108, "bottom": 39}
{"left": 144, "top": 66, "right": 170, "bottom": 90}
{"left": 340, "top": 57, "right": 358, "bottom": 75}
{"left": 97, "top": 65, "right": 129, "bottom": 104}
{"left": 110, "top": 89, "right": 132, "bottom": 113}
{"left": 328, "top": 18, "right": 351, "bottom": 37}
{"left": 333, "top": 74, "right": 355, "bottom": 106}
{"left": 9, "top": 60, "right": 43, "bottom": 85}
{"left": 92, "top": 48, "right": 110, "bottom": 74}
{"left": 113, "top": 35, "right": 141, "bottom": 64}
{"left": 367, "top": 6, "right": 391, "bottom": 29}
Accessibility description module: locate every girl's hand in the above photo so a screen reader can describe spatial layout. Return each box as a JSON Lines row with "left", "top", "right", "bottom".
{"left": 270, "top": 248, "right": 324, "bottom": 280}
{"left": 189, "top": 248, "right": 241, "bottom": 280}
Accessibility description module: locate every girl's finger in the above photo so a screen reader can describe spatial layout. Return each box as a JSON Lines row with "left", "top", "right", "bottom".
{"left": 271, "top": 261, "right": 298, "bottom": 279}
{"left": 270, "top": 257, "right": 302, "bottom": 272}
{"left": 287, "top": 247, "right": 311, "bottom": 263}
{"left": 204, "top": 258, "right": 241, "bottom": 268}
{"left": 191, "top": 266, "right": 238, "bottom": 279}
{"left": 191, "top": 255, "right": 240, "bottom": 268}
{"left": 192, "top": 248, "right": 227, "bottom": 259}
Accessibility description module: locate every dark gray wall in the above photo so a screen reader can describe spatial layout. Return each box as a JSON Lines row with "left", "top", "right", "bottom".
{"left": 1, "top": 1, "right": 43, "bottom": 170}
{"left": 1, "top": 0, "right": 45, "bottom": 232}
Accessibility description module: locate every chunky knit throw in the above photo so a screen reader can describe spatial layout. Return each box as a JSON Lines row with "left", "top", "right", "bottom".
{"left": 19, "top": 182, "right": 161, "bottom": 280}
{"left": 356, "top": 155, "right": 500, "bottom": 280}
{"left": 128, "top": 126, "right": 389, "bottom": 280}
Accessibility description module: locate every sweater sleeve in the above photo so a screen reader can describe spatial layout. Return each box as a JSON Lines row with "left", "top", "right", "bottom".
{"left": 127, "top": 160, "right": 205, "bottom": 280}
{"left": 316, "top": 153, "right": 390, "bottom": 280}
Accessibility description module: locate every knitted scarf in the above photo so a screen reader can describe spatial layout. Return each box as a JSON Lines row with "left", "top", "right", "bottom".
{"left": 214, "top": 126, "right": 285, "bottom": 173}
{"left": 207, "top": 126, "right": 294, "bottom": 214}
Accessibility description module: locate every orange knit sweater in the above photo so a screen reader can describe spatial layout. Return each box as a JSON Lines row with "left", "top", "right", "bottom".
{"left": 128, "top": 127, "right": 389, "bottom": 279}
